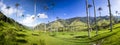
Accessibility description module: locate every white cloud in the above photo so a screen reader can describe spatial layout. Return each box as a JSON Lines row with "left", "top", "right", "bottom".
{"left": 0, "top": 2, "right": 24, "bottom": 16}
{"left": 19, "top": 14, "right": 37, "bottom": 27}
{"left": 19, "top": 13, "right": 48, "bottom": 27}
{"left": 37, "top": 13, "right": 48, "bottom": 18}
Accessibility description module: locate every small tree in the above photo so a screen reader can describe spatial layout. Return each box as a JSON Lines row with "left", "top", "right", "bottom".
{"left": 15, "top": 3, "right": 20, "bottom": 27}
{"left": 6, "top": 6, "right": 10, "bottom": 22}
{"left": 108, "top": 0, "right": 113, "bottom": 32}
{"left": 92, "top": 0, "right": 98, "bottom": 36}
{"left": 88, "top": 4, "right": 92, "bottom": 32}
{"left": 86, "top": 0, "right": 91, "bottom": 38}
{"left": 98, "top": 7, "right": 102, "bottom": 19}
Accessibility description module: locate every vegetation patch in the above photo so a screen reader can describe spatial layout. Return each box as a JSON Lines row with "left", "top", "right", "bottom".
{"left": 32, "top": 33, "right": 39, "bottom": 36}
{"left": 16, "top": 39, "right": 27, "bottom": 43}
{"left": 39, "top": 39, "right": 46, "bottom": 45}
{"left": 74, "top": 35, "right": 88, "bottom": 38}
{"left": 17, "top": 33, "right": 26, "bottom": 37}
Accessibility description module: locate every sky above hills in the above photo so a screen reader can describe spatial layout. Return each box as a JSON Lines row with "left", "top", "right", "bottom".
{"left": 0, "top": 0, "right": 120, "bottom": 27}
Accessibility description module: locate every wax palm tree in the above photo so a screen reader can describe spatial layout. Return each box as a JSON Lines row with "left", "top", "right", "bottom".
{"left": 88, "top": 4, "right": 92, "bottom": 32}
{"left": 51, "top": 1, "right": 55, "bottom": 32}
{"left": 115, "top": 11, "right": 118, "bottom": 23}
{"left": 15, "top": 3, "right": 20, "bottom": 27}
{"left": 33, "top": 0, "right": 37, "bottom": 30}
{"left": 34, "top": 0, "right": 37, "bottom": 17}
{"left": 92, "top": 0, "right": 98, "bottom": 36}
{"left": 0, "top": 0, "right": 2, "bottom": 11}
{"left": 15, "top": 3, "right": 20, "bottom": 16}
{"left": 44, "top": 5, "right": 49, "bottom": 10}
{"left": 21, "top": 14, "right": 24, "bottom": 17}
{"left": 56, "top": 17, "right": 59, "bottom": 32}
{"left": 6, "top": 6, "right": 10, "bottom": 22}
{"left": 51, "top": 2, "right": 55, "bottom": 8}
{"left": 43, "top": 5, "right": 49, "bottom": 32}
{"left": 108, "top": 0, "right": 112, "bottom": 32}
{"left": 44, "top": 23, "right": 46, "bottom": 32}
{"left": 86, "top": 0, "right": 90, "bottom": 38}
{"left": 98, "top": 7, "right": 102, "bottom": 19}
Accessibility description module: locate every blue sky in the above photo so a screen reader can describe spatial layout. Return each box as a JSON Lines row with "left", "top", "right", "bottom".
{"left": 0, "top": 0, "right": 120, "bottom": 27}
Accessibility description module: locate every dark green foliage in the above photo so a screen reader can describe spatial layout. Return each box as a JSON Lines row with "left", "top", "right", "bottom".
{"left": 33, "top": 43, "right": 37, "bottom": 45}
{"left": 39, "top": 39, "right": 46, "bottom": 45}
{"left": 0, "top": 28, "right": 17, "bottom": 45}
{"left": 32, "top": 33, "right": 39, "bottom": 36}
{"left": 70, "top": 33, "right": 74, "bottom": 36}
{"left": 74, "top": 35, "right": 88, "bottom": 38}
{"left": 16, "top": 39, "right": 27, "bottom": 43}
{"left": 50, "top": 32, "right": 56, "bottom": 37}
{"left": 17, "top": 33, "right": 26, "bottom": 37}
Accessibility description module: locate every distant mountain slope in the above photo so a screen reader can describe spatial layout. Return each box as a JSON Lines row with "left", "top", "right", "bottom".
{"left": 34, "top": 15, "right": 119, "bottom": 31}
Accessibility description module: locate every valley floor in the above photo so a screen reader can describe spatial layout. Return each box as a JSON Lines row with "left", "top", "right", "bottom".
{"left": 13, "top": 24, "right": 120, "bottom": 45}
{"left": 1, "top": 21, "right": 120, "bottom": 45}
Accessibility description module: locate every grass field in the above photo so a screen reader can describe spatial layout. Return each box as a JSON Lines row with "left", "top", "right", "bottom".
{"left": 1, "top": 21, "right": 120, "bottom": 45}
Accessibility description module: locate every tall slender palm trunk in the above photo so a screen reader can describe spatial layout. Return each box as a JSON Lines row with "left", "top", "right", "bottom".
{"left": 86, "top": 0, "right": 90, "bottom": 38}
{"left": 99, "top": 11, "right": 101, "bottom": 19}
{"left": 88, "top": 7, "right": 92, "bottom": 32}
{"left": 108, "top": 0, "right": 112, "bottom": 32}
{"left": 15, "top": 3, "right": 20, "bottom": 28}
{"left": 6, "top": 6, "right": 10, "bottom": 23}
{"left": 34, "top": 0, "right": 37, "bottom": 30}
{"left": 44, "top": 24, "right": 46, "bottom": 32}
{"left": 92, "top": 0, "right": 98, "bottom": 36}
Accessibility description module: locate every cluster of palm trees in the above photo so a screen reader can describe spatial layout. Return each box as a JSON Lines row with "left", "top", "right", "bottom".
{"left": 86, "top": 0, "right": 113, "bottom": 38}
{"left": 5, "top": 3, "right": 20, "bottom": 27}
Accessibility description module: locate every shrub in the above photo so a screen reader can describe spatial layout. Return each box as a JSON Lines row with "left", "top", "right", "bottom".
{"left": 16, "top": 39, "right": 27, "bottom": 43}
{"left": 17, "top": 33, "right": 26, "bottom": 37}
{"left": 32, "top": 33, "right": 39, "bottom": 36}
{"left": 74, "top": 35, "right": 88, "bottom": 38}
{"left": 39, "top": 39, "right": 45, "bottom": 45}
{"left": 70, "top": 33, "right": 74, "bottom": 36}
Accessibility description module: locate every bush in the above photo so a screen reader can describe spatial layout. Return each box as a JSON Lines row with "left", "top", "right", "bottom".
{"left": 16, "top": 39, "right": 27, "bottom": 43}
{"left": 33, "top": 43, "right": 37, "bottom": 45}
{"left": 39, "top": 39, "right": 45, "bottom": 45}
{"left": 70, "top": 33, "right": 74, "bottom": 36}
{"left": 74, "top": 35, "right": 88, "bottom": 38}
{"left": 50, "top": 33, "right": 56, "bottom": 37}
{"left": 32, "top": 33, "right": 39, "bottom": 36}
{"left": 17, "top": 33, "right": 26, "bottom": 37}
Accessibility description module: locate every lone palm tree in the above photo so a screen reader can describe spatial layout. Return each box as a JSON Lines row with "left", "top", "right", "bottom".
{"left": 44, "top": 23, "right": 46, "bottom": 32}
{"left": 92, "top": 0, "right": 98, "bottom": 36}
{"left": 0, "top": 0, "right": 1, "bottom": 11}
{"left": 88, "top": 4, "right": 92, "bottom": 16}
{"left": 51, "top": 1, "right": 55, "bottom": 32}
{"left": 108, "top": 0, "right": 112, "bottom": 32}
{"left": 43, "top": 5, "right": 49, "bottom": 32}
{"left": 115, "top": 11, "right": 118, "bottom": 23}
{"left": 98, "top": 7, "right": 102, "bottom": 19}
{"left": 56, "top": 17, "right": 59, "bottom": 32}
{"left": 34, "top": 0, "right": 37, "bottom": 17}
{"left": 21, "top": 14, "right": 24, "bottom": 17}
{"left": 33, "top": 0, "right": 37, "bottom": 30}
{"left": 15, "top": 3, "right": 20, "bottom": 27}
{"left": 15, "top": 3, "right": 20, "bottom": 16}
{"left": 86, "top": 0, "right": 91, "bottom": 38}
{"left": 88, "top": 4, "right": 92, "bottom": 32}
{"left": 6, "top": 6, "right": 10, "bottom": 22}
